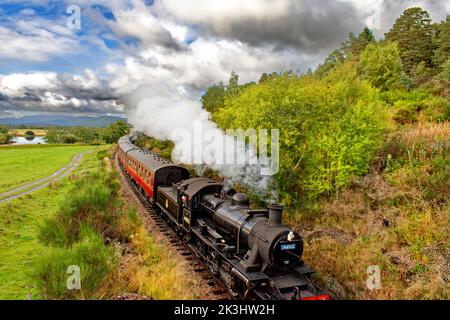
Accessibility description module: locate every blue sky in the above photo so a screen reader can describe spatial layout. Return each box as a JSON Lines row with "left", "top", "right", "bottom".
{"left": 0, "top": 1, "right": 124, "bottom": 74}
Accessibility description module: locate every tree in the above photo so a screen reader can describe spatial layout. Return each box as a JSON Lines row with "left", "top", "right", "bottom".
{"left": 0, "top": 125, "right": 12, "bottom": 145}
{"left": 433, "top": 16, "right": 450, "bottom": 70}
{"left": 385, "top": 7, "right": 435, "bottom": 74}
{"left": 259, "top": 72, "right": 279, "bottom": 83}
{"left": 438, "top": 58, "right": 450, "bottom": 82}
{"left": 358, "top": 42, "right": 405, "bottom": 91}
{"left": 315, "top": 49, "right": 345, "bottom": 77}
{"left": 227, "top": 71, "right": 240, "bottom": 97}
{"left": 201, "top": 82, "right": 226, "bottom": 114}
{"left": 103, "top": 120, "right": 129, "bottom": 144}
{"left": 346, "top": 27, "right": 376, "bottom": 58}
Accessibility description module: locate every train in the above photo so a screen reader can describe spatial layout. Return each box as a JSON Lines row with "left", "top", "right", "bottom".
{"left": 118, "top": 134, "right": 330, "bottom": 300}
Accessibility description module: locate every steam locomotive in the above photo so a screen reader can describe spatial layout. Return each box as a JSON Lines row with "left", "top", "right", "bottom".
{"left": 118, "top": 135, "right": 329, "bottom": 300}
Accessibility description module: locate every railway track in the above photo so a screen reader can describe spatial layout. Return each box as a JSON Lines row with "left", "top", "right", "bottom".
{"left": 114, "top": 154, "right": 232, "bottom": 300}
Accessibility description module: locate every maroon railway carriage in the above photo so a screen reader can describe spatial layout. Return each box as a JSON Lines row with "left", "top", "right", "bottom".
{"left": 117, "top": 135, "right": 189, "bottom": 201}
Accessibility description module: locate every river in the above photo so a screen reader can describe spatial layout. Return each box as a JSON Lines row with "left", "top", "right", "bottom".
{"left": 10, "top": 136, "right": 47, "bottom": 145}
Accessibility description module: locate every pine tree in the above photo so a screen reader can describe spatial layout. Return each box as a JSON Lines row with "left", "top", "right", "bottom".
{"left": 433, "top": 16, "right": 450, "bottom": 70}
{"left": 201, "top": 82, "right": 226, "bottom": 114}
{"left": 227, "top": 71, "right": 240, "bottom": 97}
{"left": 385, "top": 7, "right": 435, "bottom": 74}
{"left": 315, "top": 49, "right": 345, "bottom": 77}
{"left": 347, "top": 27, "right": 376, "bottom": 58}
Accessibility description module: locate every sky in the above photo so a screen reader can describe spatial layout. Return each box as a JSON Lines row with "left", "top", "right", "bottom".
{"left": 0, "top": 0, "right": 449, "bottom": 118}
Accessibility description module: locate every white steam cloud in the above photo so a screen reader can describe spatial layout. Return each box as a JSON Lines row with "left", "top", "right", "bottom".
{"left": 126, "top": 85, "right": 275, "bottom": 195}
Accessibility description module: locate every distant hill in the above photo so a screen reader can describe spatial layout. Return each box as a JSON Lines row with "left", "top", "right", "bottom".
{"left": 0, "top": 115, "right": 126, "bottom": 127}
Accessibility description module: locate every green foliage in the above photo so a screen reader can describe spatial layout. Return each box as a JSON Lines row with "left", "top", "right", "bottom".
{"left": 38, "top": 170, "right": 122, "bottom": 247}
{"left": 102, "top": 120, "right": 130, "bottom": 144}
{"left": 33, "top": 160, "right": 144, "bottom": 299}
{"left": 385, "top": 7, "right": 435, "bottom": 74}
{"left": 393, "top": 104, "right": 419, "bottom": 124}
{"left": 45, "top": 120, "right": 129, "bottom": 145}
{"left": 411, "top": 61, "right": 434, "bottom": 85}
{"left": 315, "top": 49, "right": 345, "bottom": 78}
{"left": 438, "top": 58, "right": 450, "bottom": 82}
{"left": 227, "top": 71, "right": 240, "bottom": 97}
{"left": 425, "top": 155, "right": 450, "bottom": 202}
{"left": 0, "top": 126, "right": 12, "bottom": 144}
{"left": 135, "top": 135, "right": 175, "bottom": 160}
{"left": 433, "top": 16, "right": 450, "bottom": 69}
{"left": 346, "top": 27, "right": 376, "bottom": 58}
{"left": 201, "top": 82, "right": 226, "bottom": 114}
{"left": 214, "top": 63, "right": 386, "bottom": 204}
{"left": 358, "top": 42, "right": 405, "bottom": 91}
{"left": 31, "top": 224, "right": 117, "bottom": 299}
{"left": 96, "top": 149, "right": 109, "bottom": 161}
{"left": 423, "top": 96, "right": 450, "bottom": 122}
{"left": 380, "top": 88, "right": 430, "bottom": 105}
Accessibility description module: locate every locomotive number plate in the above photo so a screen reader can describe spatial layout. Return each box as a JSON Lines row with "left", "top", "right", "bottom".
{"left": 280, "top": 243, "right": 297, "bottom": 251}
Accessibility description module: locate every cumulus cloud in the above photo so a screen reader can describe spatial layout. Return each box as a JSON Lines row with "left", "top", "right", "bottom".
{"left": 0, "top": 25, "right": 77, "bottom": 62}
{"left": 0, "top": 3, "right": 83, "bottom": 62}
{"left": 158, "top": 0, "right": 365, "bottom": 52}
{"left": 0, "top": 70, "right": 123, "bottom": 113}
{"left": 105, "top": 37, "right": 318, "bottom": 98}
{"left": 1, "top": 0, "right": 448, "bottom": 116}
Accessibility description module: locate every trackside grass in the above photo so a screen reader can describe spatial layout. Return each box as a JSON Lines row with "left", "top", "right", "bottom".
{"left": 10, "top": 151, "right": 199, "bottom": 299}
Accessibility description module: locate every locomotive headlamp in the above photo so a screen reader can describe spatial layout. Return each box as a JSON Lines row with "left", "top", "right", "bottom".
{"left": 287, "top": 231, "right": 295, "bottom": 242}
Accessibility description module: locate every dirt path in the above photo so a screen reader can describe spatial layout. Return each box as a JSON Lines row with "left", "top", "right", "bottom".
{"left": 113, "top": 155, "right": 227, "bottom": 300}
{"left": 0, "top": 151, "right": 93, "bottom": 204}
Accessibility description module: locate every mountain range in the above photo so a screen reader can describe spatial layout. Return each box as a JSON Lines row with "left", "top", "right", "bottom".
{"left": 0, "top": 115, "right": 126, "bottom": 127}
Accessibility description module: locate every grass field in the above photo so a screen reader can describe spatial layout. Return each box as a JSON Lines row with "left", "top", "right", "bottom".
{"left": 0, "top": 150, "right": 104, "bottom": 299}
{"left": 0, "top": 145, "right": 98, "bottom": 193}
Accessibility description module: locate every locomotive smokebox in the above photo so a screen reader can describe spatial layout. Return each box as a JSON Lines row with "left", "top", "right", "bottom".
{"left": 268, "top": 204, "right": 283, "bottom": 227}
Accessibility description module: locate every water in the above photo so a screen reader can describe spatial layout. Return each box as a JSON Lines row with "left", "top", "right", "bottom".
{"left": 11, "top": 136, "right": 47, "bottom": 145}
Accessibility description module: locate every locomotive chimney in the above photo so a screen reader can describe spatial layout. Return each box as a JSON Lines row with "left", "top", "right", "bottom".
{"left": 268, "top": 204, "right": 283, "bottom": 227}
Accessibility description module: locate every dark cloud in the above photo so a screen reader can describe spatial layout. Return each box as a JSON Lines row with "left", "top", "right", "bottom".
{"left": 165, "top": 0, "right": 366, "bottom": 53}
{"left": 381, "top": 0, "right": 449, "bottom": 33}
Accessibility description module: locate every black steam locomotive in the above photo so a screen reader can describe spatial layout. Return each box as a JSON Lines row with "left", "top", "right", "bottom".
{"left": 118, "top": 135, "right": 329, "bottom": 300}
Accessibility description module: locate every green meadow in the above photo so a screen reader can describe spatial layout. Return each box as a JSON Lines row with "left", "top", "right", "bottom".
{"left": 0, "top": 147, "right": 104, "bottom": 299}
{"left": 0, "top": 145, "right": 97, "bottom": 194}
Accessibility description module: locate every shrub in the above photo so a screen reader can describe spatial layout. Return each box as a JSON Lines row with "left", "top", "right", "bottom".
{"left": 423, "top": 97, "right": 450, "bottom": 122}
{"left": 96, "top": 150, "right": 109, "bottom": 161}
{"left": 393, "top": 106, "right": 418, "bottom": 124}
{"left": 31, "top": 224, "right": 117, "bottom": 299}
{"left": 39, "top": 170, "right": 122, "bottom": 246}
{"left": 381, "top": 88, "right": 430, "bottom": 105}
